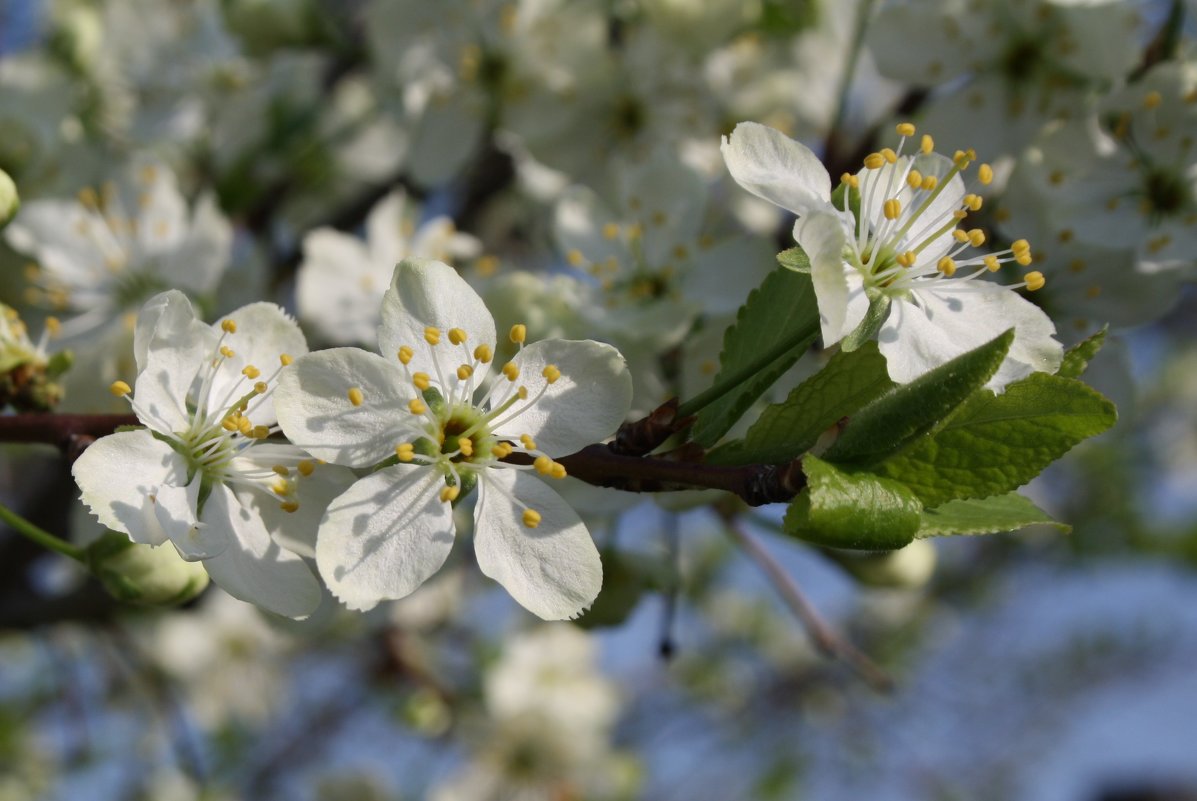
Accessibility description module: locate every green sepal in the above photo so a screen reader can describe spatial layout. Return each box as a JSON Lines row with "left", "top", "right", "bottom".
{"left": 783, "top": 454, "right": 922, "bottom": 551}
{"left": 46, "top": 349, "right": 74, "bottom": 378}
{"left": 822, "top": 329, "right": 1014, "bottom": 468}
{"left": 1056, "top": 326, "right": 1107, "bottom": 379}
{"left": 449, "top": 469, "right": 478, "bottom": 507}
{"left": 839, "top": 291, "right": 890, "bottom": 353}
{"left": 917, "top": 493, "right": 1070, "bottom": 538}
{"left": 776, "top": 247, "right": 811, "bottom": 273}
{"left": 708, "top": 341, "right": 893, "bottom": 466}
{"left": 422, "top": 385, "right": 447, "bottom": 417}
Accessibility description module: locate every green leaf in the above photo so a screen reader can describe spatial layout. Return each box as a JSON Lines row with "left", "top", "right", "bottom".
{"left": 783, "top": 455, "right": 922, "bottom": 551}
{"left": 917, "top": 493, "right": 1070, "bottom": 538}
{"left": 690, "top": 266, "right": 820, "bottom": 447}
{"left": 878, "top": 372, "right": 1117, "bottom": 507}
{"left": 840, "top": 292, "right": 890, "bottom": 352}
{"left": 708, "top": 342, "right": 894, "bottom": 466}
{"left": 1057, "top": 327, "right": 1107, "bottom": 379}
{"left": 822, "top": 329, "right": 1014, "bottom": 468}
{"left": 776, "top": 247, "right": 811, "bottom": 273}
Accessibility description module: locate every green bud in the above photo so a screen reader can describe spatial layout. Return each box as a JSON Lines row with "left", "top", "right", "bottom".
{"left": 0, "top": 168, "right": 18, "bottom": 229}
{"left": 86, "top": 531, "right": 209, "bottom": 606}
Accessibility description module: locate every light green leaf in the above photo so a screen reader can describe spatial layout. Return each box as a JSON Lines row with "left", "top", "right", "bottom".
{"left": 690, "top": 266, "right": 820, "bottom": 447}
{"left": 1057, "top": 327, "right": 1107, "bottom": 379}
{"left": 776, "top": 247, "right": 811, "bottom": 273}
{"left": 917, "top": 493, "right": 1070, "bottom": 538}
{"left": 708, "top": 342, "right": 893, "bottom": 466}
{"left": 878, "top": 372, "right": 1117, "bottom": 507}
{"left": 783, "top": 454, "right": 922, "bottom": 551}
{"left": 822, "top": 329, "right": 1014, "bottom": 468}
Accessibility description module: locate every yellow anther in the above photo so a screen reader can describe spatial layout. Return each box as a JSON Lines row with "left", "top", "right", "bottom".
{"left": 920, "top": 134, "right": 934, "bottom": 154}
{"left": 45, "top": 317, "right": 61, "bottom": 337}
{"left": 458, "top": 437, "right": 473, "bottom": 457}
{"left": 963, "top": 194, "right": 983, "bottom": 211}
{"left": 978, "top": 163, "right": 994, "bottom": 185}
{"left": 863, "top": 152, "right": 886, "bottom": 170}
{"left": 898, "top": 251, "right": 917, "bottom": 268}
{"left": 1015, "top": 250, "right": 1034, "bottom": 266}
{"left": 408, "top": 398, "right": 427, "bottom": 415}
{"left": 896, "top": 122, "right": 916, "bottom": 137}
{"left": 252, "top": 425, "right": 270, "bottom": 439}
{"left": 398, "top": 346, "right": 414, "bottom": 365}
{"left": 968, "top": 229, "right": 987, "bottom": 247}
{"left": 77, "top": 186, "right": 100, "bottom": 209}
{"left": 448, "top": 327, "right": 468, "bottom": 345}
{"left": 254, "top": 381, "right": 268, "bottom": 394}
{"left": 650, "top": 211, "right": 667, "bottom": 226}
{"left": 221, "top": 416, "right": 240, "bottom": 432}
{"left": 883, "top": 198, "right": 902, "bottom": 220}
{"left": 953, "top": 210, "right": 968, "bottom": 220}
{"left": 672, "top": 244, "right": 689, "bottom": 260}
{"left": 509, "top": 324, "right": 527, "bottom": 344}
{"left": 221, "top": 319, "right": 237, "bottom": 334}
{"left": 395, "top": 443, "right": 414, "bottom": 462}
{"left": 272, "top": 465, "right": 290, "bottom": 476}
{"left": 1011, "top": 238, "right": 1030, "bottom": 254}
{"left": 922, "top": 175, "right": 939, "bottom": 191}
{"left": 502, "top": 362, "right": 519, "bottom": 381}
{"left": 491, "top": 442, "right": 513, "bottom": 459}
{"left": 839, "top": 172, "right": 855, "bottom": 186}
{"left": 520, "top": 434, "right": 536, "bottom": 450}
{"left": 542, "top": 364, "right": 561, "bottom": 384}
{"left": 517, "top": 386, "right": 529, "bottom": 400}
{"left": 220, "top": 345, "right": 235, "bottom": 358}
{"left": 279, "top": 353, "right": 293, "bottom": 366}
{"left": 602, "top": 222, "right": 620, "bottom": 240}
{"left": 473, "top": 344, "right": 493, "bottom": 364}
{"left": 475, "top": 255, "right": 499, "bottom": 276}
{"left": 440, "top": 485, "right": 460, "bottom": 503}
{"left": 566, "top": 249, "right": 586, "bottom": 266}
{"left": 1144, "top": 90, "right": 1163, "bottom": 109}
{"left": 348, "top": 387, "right": 364, "bottom": 407}
{"left": 297, "top": 460, "right": 315, "bottom": 476}
{"left": 953, "top": 229, "right": 970, "bottom": 243}
{"left": 238, "top": 417, "right": 254, "bottom": 435}
{"left": 412, "top": 372, "right": 431, "bottom": 391}
{"left": 906, "top": 170, "right": 923, "bottom": 189}
{"left": 457, "top": 364, "right": 474, "bottom": 380}
{"left": 242, "top": 365, "right": 261, "bottom": 380}
{"left": 881, "top": 147, "right": 898, "bottom": 164}
{"left": 549, "top": 462, "right": 567, "bottom": 479}
{"left": 280, "top": 501, "right": 300, "bottom": 514}
{"left": 424, "top": 326, "right": 441, "bottom": 345}
{"left": 937, "top": 256, "right": 957, "bottom": 277}
{"left": 522, "top": 509, "right": 542, "bottom": 528}
{"left": 534, "top": 455, "right": 554, "bottom": 474}
{"left": 1024, "top": 271, "right": 1046, "bottom": 291}
{"left": 984, "top": 254, "right": 1001, "bottom": 272}
{"left": 270, "top": 479, "right": 291, "bottom": 496}
{"left": 109, "top": 380, "right": 132, "bottom": 397}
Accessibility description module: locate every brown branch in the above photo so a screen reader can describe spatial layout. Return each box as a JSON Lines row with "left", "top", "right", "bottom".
{"left": 0, "top": 413, "right": 809, "bottom": 504}
{"left": 723, "top": 516, "right": 894, "bottom": 693}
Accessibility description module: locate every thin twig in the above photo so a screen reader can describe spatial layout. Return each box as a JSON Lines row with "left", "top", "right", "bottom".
{"left": 723, "top": 517, "right": 894, "bottom": 693}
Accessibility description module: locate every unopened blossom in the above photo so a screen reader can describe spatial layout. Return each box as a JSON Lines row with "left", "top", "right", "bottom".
{"left": 73, "top": 291, "right": 352, "bottom": 618}
{"left": 274, "top": 259, "right": 633, "bottom": 619}
{"left": 297, "top": 189, "right": 480, "bottom": 345}
{"left": 722, "top": 120, "right": 1062, "bottom": 388}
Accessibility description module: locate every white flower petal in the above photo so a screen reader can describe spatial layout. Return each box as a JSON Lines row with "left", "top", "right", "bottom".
{"left": 721, "top": 121, "right": 832, "bottom": 217}
{"left": 156, "top": 474, "right": 225, "bottom": 561}
{"left": 133, "top": 289, "right": 204, "bottom": 374}
{"left": 378, "top": 259, "right": 497, "bottom": 386}
{"left": 882, "top": 281, "right": 1062, "bottom": 389}
{"left": 682, "top": 235, "right": 773, "bottom": 315}
{"left": 473, "top": 469, "right": 602, "bottom": 621}
{"left": 72, "top": 430, "right": 189, "bottom": 546}
{"left": 492, "top": 339, "right": 632, "bottom": 457}
{"left": 316, "top": 464, "right": 456, "bottom": 612}
{"left": 211, "top": 303, "right": 309, "bottom": 426}
{"left": 274, "top": 347, "right": 415, "bottom": 467}
{"left": 795, "top": 212, "right": 855, "bottom": 345}
{"left": 132, "top": 294, "right": 217, "bottom": 433}
{"left": 200, "top": 484, "right": 322, "bottom": 619}
{"left": 240, "top": 461, "right": 357, "bottom": 559}
{"left": 296, "top": 229, "right": 381, "bottom": 346}
{"left": 364, "top": 189, "right": 410, "bottom": 267}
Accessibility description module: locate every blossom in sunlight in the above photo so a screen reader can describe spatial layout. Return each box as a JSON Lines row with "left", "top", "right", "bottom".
{"left": 296, "top": 189, "right": 480, "bottom": 345}
{"left": 721, "top": 120, "right": 1062, "bottom": 389}
{"left": 72, "top": 290, "right": 353, "bottom": 619}
{"left": 4, "top": 160, "right": 231, "bottom": 343}
{"left": 274, "top": 259, "right": 633, "bottom": 620}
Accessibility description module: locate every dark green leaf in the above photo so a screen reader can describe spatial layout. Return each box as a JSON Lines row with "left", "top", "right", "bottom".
{"left": 1057, "top": 326, "right": 1107, "bottom": 379}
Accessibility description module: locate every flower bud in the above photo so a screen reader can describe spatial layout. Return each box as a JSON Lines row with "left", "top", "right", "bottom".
{"left": 86, "top": 531, "right": 209, "bottom": 606}
{"left": 0, "top": 168, "right": 18, "bottom": 229}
